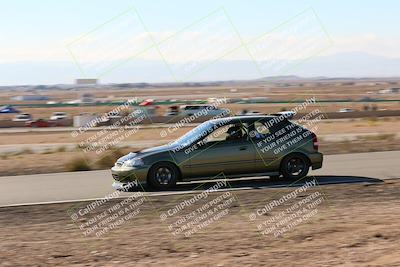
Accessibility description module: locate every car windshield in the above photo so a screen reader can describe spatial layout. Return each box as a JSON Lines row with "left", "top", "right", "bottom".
{"left": 171, "top": 121, "right": 215, "bottom": 147}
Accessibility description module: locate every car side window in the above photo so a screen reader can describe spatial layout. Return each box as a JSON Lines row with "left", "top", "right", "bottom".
{"left": 249, "top": 121, "right": 271, "bottom": 139}
{"left": 203, "top": 123, "right": 248, "bottom": 143}
{"left": 254, "top": 121, "right": 270, "bottom": 135}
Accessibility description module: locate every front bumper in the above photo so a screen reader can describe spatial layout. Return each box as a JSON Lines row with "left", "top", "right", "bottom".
{"left": 111, "top": 180, "right": 141, "bottom": 191}
{"left": 110, "top": 165, "right": 149, "bottom": 183}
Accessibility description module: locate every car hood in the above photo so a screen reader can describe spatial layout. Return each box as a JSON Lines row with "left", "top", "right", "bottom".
{"left": 140, "top": 144, "right": 172, "bottom": 154}
{"left": 116, "top": 144, "right": 174, "bottom": 164}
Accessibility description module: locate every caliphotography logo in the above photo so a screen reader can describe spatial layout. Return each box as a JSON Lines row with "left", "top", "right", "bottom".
{"left": 1, "top": 1, "right": 400, "bottom": 266}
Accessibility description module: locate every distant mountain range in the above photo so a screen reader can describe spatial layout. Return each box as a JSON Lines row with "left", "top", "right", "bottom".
{"left": 1, "top": 52, "right": 400, "bottom": 86}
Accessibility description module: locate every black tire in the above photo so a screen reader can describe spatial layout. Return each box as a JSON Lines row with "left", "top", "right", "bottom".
{"left": 148, "top": 162, "right": 179, "bottom": 190}
{"left": 280, "top": 153, "right": 310, "bottom": 180}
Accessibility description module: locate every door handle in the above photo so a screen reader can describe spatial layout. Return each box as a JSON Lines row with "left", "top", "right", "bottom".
{"left": 239, "top": 146, "right": 247, "bottom": 151}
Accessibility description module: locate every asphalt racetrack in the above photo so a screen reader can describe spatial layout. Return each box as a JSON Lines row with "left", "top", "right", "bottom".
{"left": 0, "top": 151, "right": 398, "bottom": 207}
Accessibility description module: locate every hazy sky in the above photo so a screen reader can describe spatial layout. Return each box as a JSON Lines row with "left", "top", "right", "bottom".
{"left": 1, "top": 0, "right": 399, "bottom": 84}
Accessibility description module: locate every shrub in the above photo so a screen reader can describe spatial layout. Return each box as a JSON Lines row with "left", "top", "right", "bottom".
{"left": 65, "top": 157, "right": 91, "bottom": 171}
{"left": 57, "top": 146, "right": 66, "bottom": 152}
{"left": 96, "top": 148, "right": 125, "bottom": 168}
{"left": 21, "top": 148, "right": 34, "bottom": 154}
{"left": 41, "top": 149, "right": 55, "bottom": 154}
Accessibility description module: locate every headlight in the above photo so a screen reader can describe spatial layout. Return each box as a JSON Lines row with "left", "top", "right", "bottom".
{"left": 122, "top": 158, "right": 144, "bottom": 167}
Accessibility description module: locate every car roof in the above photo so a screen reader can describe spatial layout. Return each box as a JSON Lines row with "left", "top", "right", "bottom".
{"left": 182, "top": 105, "right": 213, "bottom": 108}
{"left": 210, "top": 115, "right": 277, "bottom": 124}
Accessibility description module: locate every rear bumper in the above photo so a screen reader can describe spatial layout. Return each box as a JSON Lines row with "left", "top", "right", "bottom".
{"left": 309, "top": 152, "right": 323, "bottom": 170}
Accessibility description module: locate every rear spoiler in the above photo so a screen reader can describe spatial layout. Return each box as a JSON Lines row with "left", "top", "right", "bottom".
{"left": 269, "top": 112, "right": 295, "bottom": 120}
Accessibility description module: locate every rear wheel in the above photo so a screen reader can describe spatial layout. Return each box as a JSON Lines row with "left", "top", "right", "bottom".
{"left": 281, "top": 153, "right": 310, "bottom": 180}
{"left": 148, "top": 162, "right": 179, "bottom": 190}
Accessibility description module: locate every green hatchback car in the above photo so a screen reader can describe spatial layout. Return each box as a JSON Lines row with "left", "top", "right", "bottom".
{"left": 111, "top": 115, "right": 323, "bottom": 190}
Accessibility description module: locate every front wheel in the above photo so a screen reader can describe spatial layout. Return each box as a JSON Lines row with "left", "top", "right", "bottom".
{"left": 148, "top": 162, "right": 179, "bottom": 190}
{"left": 280, "top": 154, "right": 310, "bottom": 180}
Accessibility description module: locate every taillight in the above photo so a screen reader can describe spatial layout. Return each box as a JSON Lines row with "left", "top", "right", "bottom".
{"left": 311, "top": 133, "right": 318, "bottom": 151}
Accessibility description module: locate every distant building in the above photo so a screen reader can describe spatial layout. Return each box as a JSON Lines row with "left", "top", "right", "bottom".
{"left": 76, "top": 79, "right": 98, "bottom": 85}
{"left": 11, "top": 95, "right": 49, "bottom": 101}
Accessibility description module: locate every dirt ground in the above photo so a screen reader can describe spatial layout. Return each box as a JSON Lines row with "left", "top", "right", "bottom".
{"left": 0, "top": 178, "right": 399, "bottom": 266}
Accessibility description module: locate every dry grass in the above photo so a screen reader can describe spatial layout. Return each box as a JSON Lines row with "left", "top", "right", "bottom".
{"left": 1, "top": 118, "right": 400, "bottom": 146}
{"left": 357, "top": 133, "right": 396, "bottom": 141}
